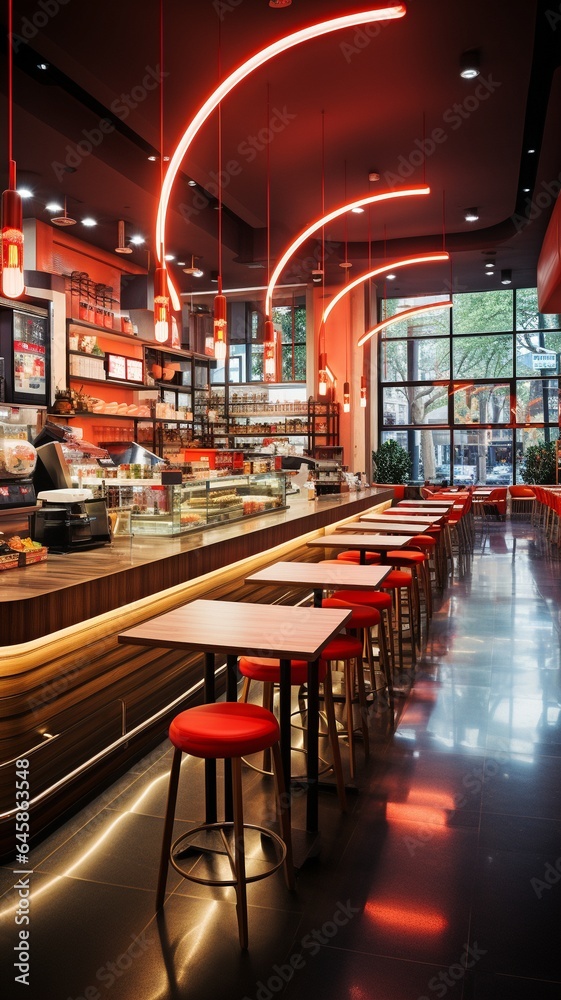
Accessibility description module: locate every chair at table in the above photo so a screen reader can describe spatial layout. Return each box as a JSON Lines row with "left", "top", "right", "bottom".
{"left": 509, "top": 485, "right": 535, "bottom": 520}
{"left": 238, "top": 654, "right": 347, "bottom": 807}
{"left": 156, "top": 702, "right": 294, "bottom": 950}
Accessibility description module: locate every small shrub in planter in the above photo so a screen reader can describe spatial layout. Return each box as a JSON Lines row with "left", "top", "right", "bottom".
{"left": 372, "top": 439, "right": 411, "bottom": 485}
{"left": 520, "top": 441, "right": 556, "bottom": 485}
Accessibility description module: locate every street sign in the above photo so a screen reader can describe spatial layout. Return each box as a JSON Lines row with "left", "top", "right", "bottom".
{"left": 532, "top": 353, "right": 558, "bottom": 371}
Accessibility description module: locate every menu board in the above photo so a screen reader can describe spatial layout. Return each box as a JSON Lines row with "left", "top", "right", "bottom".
{"left": 105, "top": 354, "right": 144, "bottom": 383}
{"left": 13, "top": 312, "right": 47, "bottom": 398}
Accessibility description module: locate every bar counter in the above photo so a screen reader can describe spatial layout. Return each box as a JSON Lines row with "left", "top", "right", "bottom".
{"left": 0, "top": 487, "right": 392, "bottom": 859}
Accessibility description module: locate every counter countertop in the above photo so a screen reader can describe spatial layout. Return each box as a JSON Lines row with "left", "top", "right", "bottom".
{"left": 1, "top": 487, "right": 393, "bottom": 643}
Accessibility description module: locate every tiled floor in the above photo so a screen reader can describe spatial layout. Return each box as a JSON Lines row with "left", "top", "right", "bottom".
{"left": 1, "top": 519, "right": 560, "bottom": 999}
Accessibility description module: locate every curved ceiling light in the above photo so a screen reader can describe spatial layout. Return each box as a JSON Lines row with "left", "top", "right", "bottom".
{"left": 322, "top": 252, "right": 450, "bottom": 326}
{"left": 357, "top": 300, "right": 453, "bottom": 348}
{"left": 155, "top": 5, "right": 406, "bottom": 262}
{"left": 266, "top": 186, "right": 430, "bottom": 316}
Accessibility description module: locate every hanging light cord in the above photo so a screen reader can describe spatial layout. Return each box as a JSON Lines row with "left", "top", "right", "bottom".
{"left": 320, "top": 110, "right": 326, "bottom": 355}
{"left": 217, "top": 20, "right": 223, "bottom": 295}
{"left": 8, "top": 0, "right": 14, "bottom": 186}
{"left": 266, "top": 84, "right": 271, "bottom": 292}
{"left": 159, "top": 0, "right": 164, "bottom": 259}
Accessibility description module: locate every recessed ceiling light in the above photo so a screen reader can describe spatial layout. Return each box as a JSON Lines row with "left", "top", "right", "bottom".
{"left": 177, "top": 261, "right": 186, "bottom": 267}
{"left": 17, "top": 188, "right": 33, "bottom": 199}
{"left": 485, "top": 262, "right": 495, "bottom": 269}
{"left": 130, "top": 234, "right": 145, "bottom": 245}
{"left": 522, "top": 187, "right": 530, "bottom": 193}
{"left": 386, "top": 273, "right": 397, "bottom": 280}
{"left": 460, "top": 49, "right": 480, "bottom": 79}
{"left": 46, "top": 202, "right": 63, "bottom": 213}
{"left": 82, "top": 217, "right": 97, "bottom": 227}
{"left": 485, "top": 269, "right": 494, "bottom": 277}
{"left": 527, "top": 148, "right": 536, "bottom": 154}
{"left": 368, "top": 170, "right": 381, "bottom": 182}
{"left": 501, "top": 268, "right": 512, "bottom": 285}
{"left": 147, "top": 155, "right": 158, "bottom": 161}
{"left": 339, "top": 261, "right": 352, "bottom": 269}
{"left": 187, "top": 179, "right": 197, "bottom": 187}
{"left": 269, "top": 0, "right": 292, "bottom": 7}
{"left": 352, "top": 206, "right": 365, "bottom": 214}
{"left": 37, "top": 62, "right": 49, "bottom": 71}
{"left": 164, "top": 253, "right": 175, "bottom": 261}
{"left": 464, "top": 207, "right": 479, "bottom": 222}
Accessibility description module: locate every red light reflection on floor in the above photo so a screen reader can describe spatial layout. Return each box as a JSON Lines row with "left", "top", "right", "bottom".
{"left": 405, "top": 788, "right": 456, "bottom": 810}
{"left": 365, "top": 901, "right": 448, "bottom": 934}
{"left": 386, "top": 802, "right": 449, "bottom": 827}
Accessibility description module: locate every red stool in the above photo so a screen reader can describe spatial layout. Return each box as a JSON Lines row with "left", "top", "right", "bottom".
{"left": 336, "top": 551, "right": 382, "bottom": 565}
{"left": 157, "top": 702, "right": 294, "bottom": 949}
{"left": 319, "top": 634, "right": 365, "bottom": 778}
{"left": 330, "top": 589, "right": 397, "bottom": 685}
{"left": 385, "top": 548, "right": 430, "bottom": 635}
{"left": 323, "top": 597, "right": 394, "bottom": 726}
{"left": 238, "top": 655, "right": 346, "bottom": 811}
{"left": 381, "top": 569, "right": 417, "bottom": 667}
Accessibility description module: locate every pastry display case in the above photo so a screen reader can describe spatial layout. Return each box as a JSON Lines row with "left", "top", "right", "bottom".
{"left": 72, "top": 471, "right": 288, "bottom": 535}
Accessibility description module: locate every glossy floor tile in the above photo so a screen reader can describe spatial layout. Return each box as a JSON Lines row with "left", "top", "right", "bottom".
{"left": 1, "top": 519, "right": 560, "bottom": 999}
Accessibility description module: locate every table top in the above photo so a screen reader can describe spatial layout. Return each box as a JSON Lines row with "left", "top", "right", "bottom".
{"left": 339, "top": 520, "right": 426, "bottom": 534}
{"left": 398, "top": 500, "right": 455, "bottom": 509}
{"left": 118, "top": 599, "right": 352, "bottom": 660}
{"left": 383, "top": 509, "right": 446, "bottom": 521}
{"left": 360, "top": 511, "right": 440, "bottom": 526}
{"left": 308, "top": 533, "right": 414, "bottom": 551}
{"left": 246, "top": 560, "right": 391, "bottom": 591}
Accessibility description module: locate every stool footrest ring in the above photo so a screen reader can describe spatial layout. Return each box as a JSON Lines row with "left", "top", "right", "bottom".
{"left": 170, "top": 822, "right": 287, "bottom": 887}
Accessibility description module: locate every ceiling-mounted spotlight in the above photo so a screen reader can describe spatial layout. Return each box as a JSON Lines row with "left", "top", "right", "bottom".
{"left": 114, "top": 219, "right": 133, "bottom": 254}
{"left": 464, "top": 207, "right": 479, "bottom": 222}
{"left": 312, "top": 267, "right": 323, "bottom": 284}
{"left": 183, "top": 254, "right": 203, "bottom": 277}
{"left": 50, "top": 197, "right": 76, "bottom": 226}
{"left": 501, "top": 268, "right": 512, "bottom": 285}
{"left": 460, "top": 49, "right": 480, "bottom": 79}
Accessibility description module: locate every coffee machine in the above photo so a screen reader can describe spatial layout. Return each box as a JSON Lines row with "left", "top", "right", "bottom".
{"left": 32, "top": 488, "right": 111, "bottom": 552}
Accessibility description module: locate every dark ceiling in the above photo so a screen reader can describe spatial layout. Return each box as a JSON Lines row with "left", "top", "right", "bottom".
{"left": 1, "top": 0, "right": 561, "bottom": 300}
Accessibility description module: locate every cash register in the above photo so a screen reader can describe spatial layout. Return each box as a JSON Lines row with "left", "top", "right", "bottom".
{"left": 32, "top": 487, "right": 111, "bottom": 552}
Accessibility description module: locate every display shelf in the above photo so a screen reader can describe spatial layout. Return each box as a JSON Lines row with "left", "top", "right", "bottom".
{"left": 68, "top": 373, "right": 152, "bottom": 390}
{"left": 67, "top": 319, "right": 208, "bottom": 361}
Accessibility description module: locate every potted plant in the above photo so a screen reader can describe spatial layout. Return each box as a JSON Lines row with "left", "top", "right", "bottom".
{"left": 520, "top": 441, "right": 556, "bottom": 484}
{"left": 372, "top": 439, "right": 411, "bottom": 484}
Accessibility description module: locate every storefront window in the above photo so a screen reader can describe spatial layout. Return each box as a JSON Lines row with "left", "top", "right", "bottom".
{"left": 378, "top": 288, "right": 561, "bottom": 484}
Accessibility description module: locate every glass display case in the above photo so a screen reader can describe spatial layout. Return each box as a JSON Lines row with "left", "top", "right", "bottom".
{"left": 72, "top": 472, "right": 288, "bottom": 535}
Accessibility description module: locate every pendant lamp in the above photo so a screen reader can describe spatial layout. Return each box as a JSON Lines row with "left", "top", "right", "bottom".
{"left": 213, "top": 284, "right": 227, "bottom": 360}
{"left": 343, "top": 381, "right": 351, "bottom": 413}
{"left": 318, "top": 352, "right": 328, "bottom": 396}
{"left": 264, "top": 318, "right": 276, "bottom": 381}
{"left": 154, "top": 266, "right": 170, "bottom": 343}
{"left": 1, "top": 167, "right": 24, "bottom": 299}
{"left": 1, "top": 1, "right": 24, "bottom": 299}
{"left": 360, "top": 374, "right": 367, "bottom": 407}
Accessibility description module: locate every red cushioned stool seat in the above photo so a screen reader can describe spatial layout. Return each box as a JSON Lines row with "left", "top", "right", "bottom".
{"left": 238, "top": 656, "right": 345, "bottom": 809}
{"left": 336, "top": 550, "right": 382, "bottom": 564}
{"left": 323, "top": 598, "right": 393, "bottom": 726}
{"left": 157, "top": 701, "right": 294, "bottom": 950}
{"left": 170, "top": 702, "right": 280, "bottom": 759}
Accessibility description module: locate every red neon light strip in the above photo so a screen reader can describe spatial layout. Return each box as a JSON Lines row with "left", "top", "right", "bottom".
{"left": 357, "top": 300, "right": 453, "bottom": 348}
{"left": 322, "top": 252, "right": 449, "bottom": 325}
{"left": 155, "top": 5, "right": 406, "bottom": 260}
{"left": 266, "top": 186, "right": 430, "bottom": 316}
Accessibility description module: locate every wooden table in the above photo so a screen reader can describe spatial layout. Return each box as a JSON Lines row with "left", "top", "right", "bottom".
{"left": 308, "top": 532, "right": 414, "bottom": 564}
{"left": 361, "top": 511, "right": 441, "bottom": 526}
{"left": 119, "top": 599, "right": 351, "bottom": 836}
{"left": 398, "top": 500, "right": 455, "bottom": 509}
{"left": 339, "top": 520, "right": 426, "bottom": 535}
{"left": 246, "top": 560, "right": 391, "bottom": 606}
